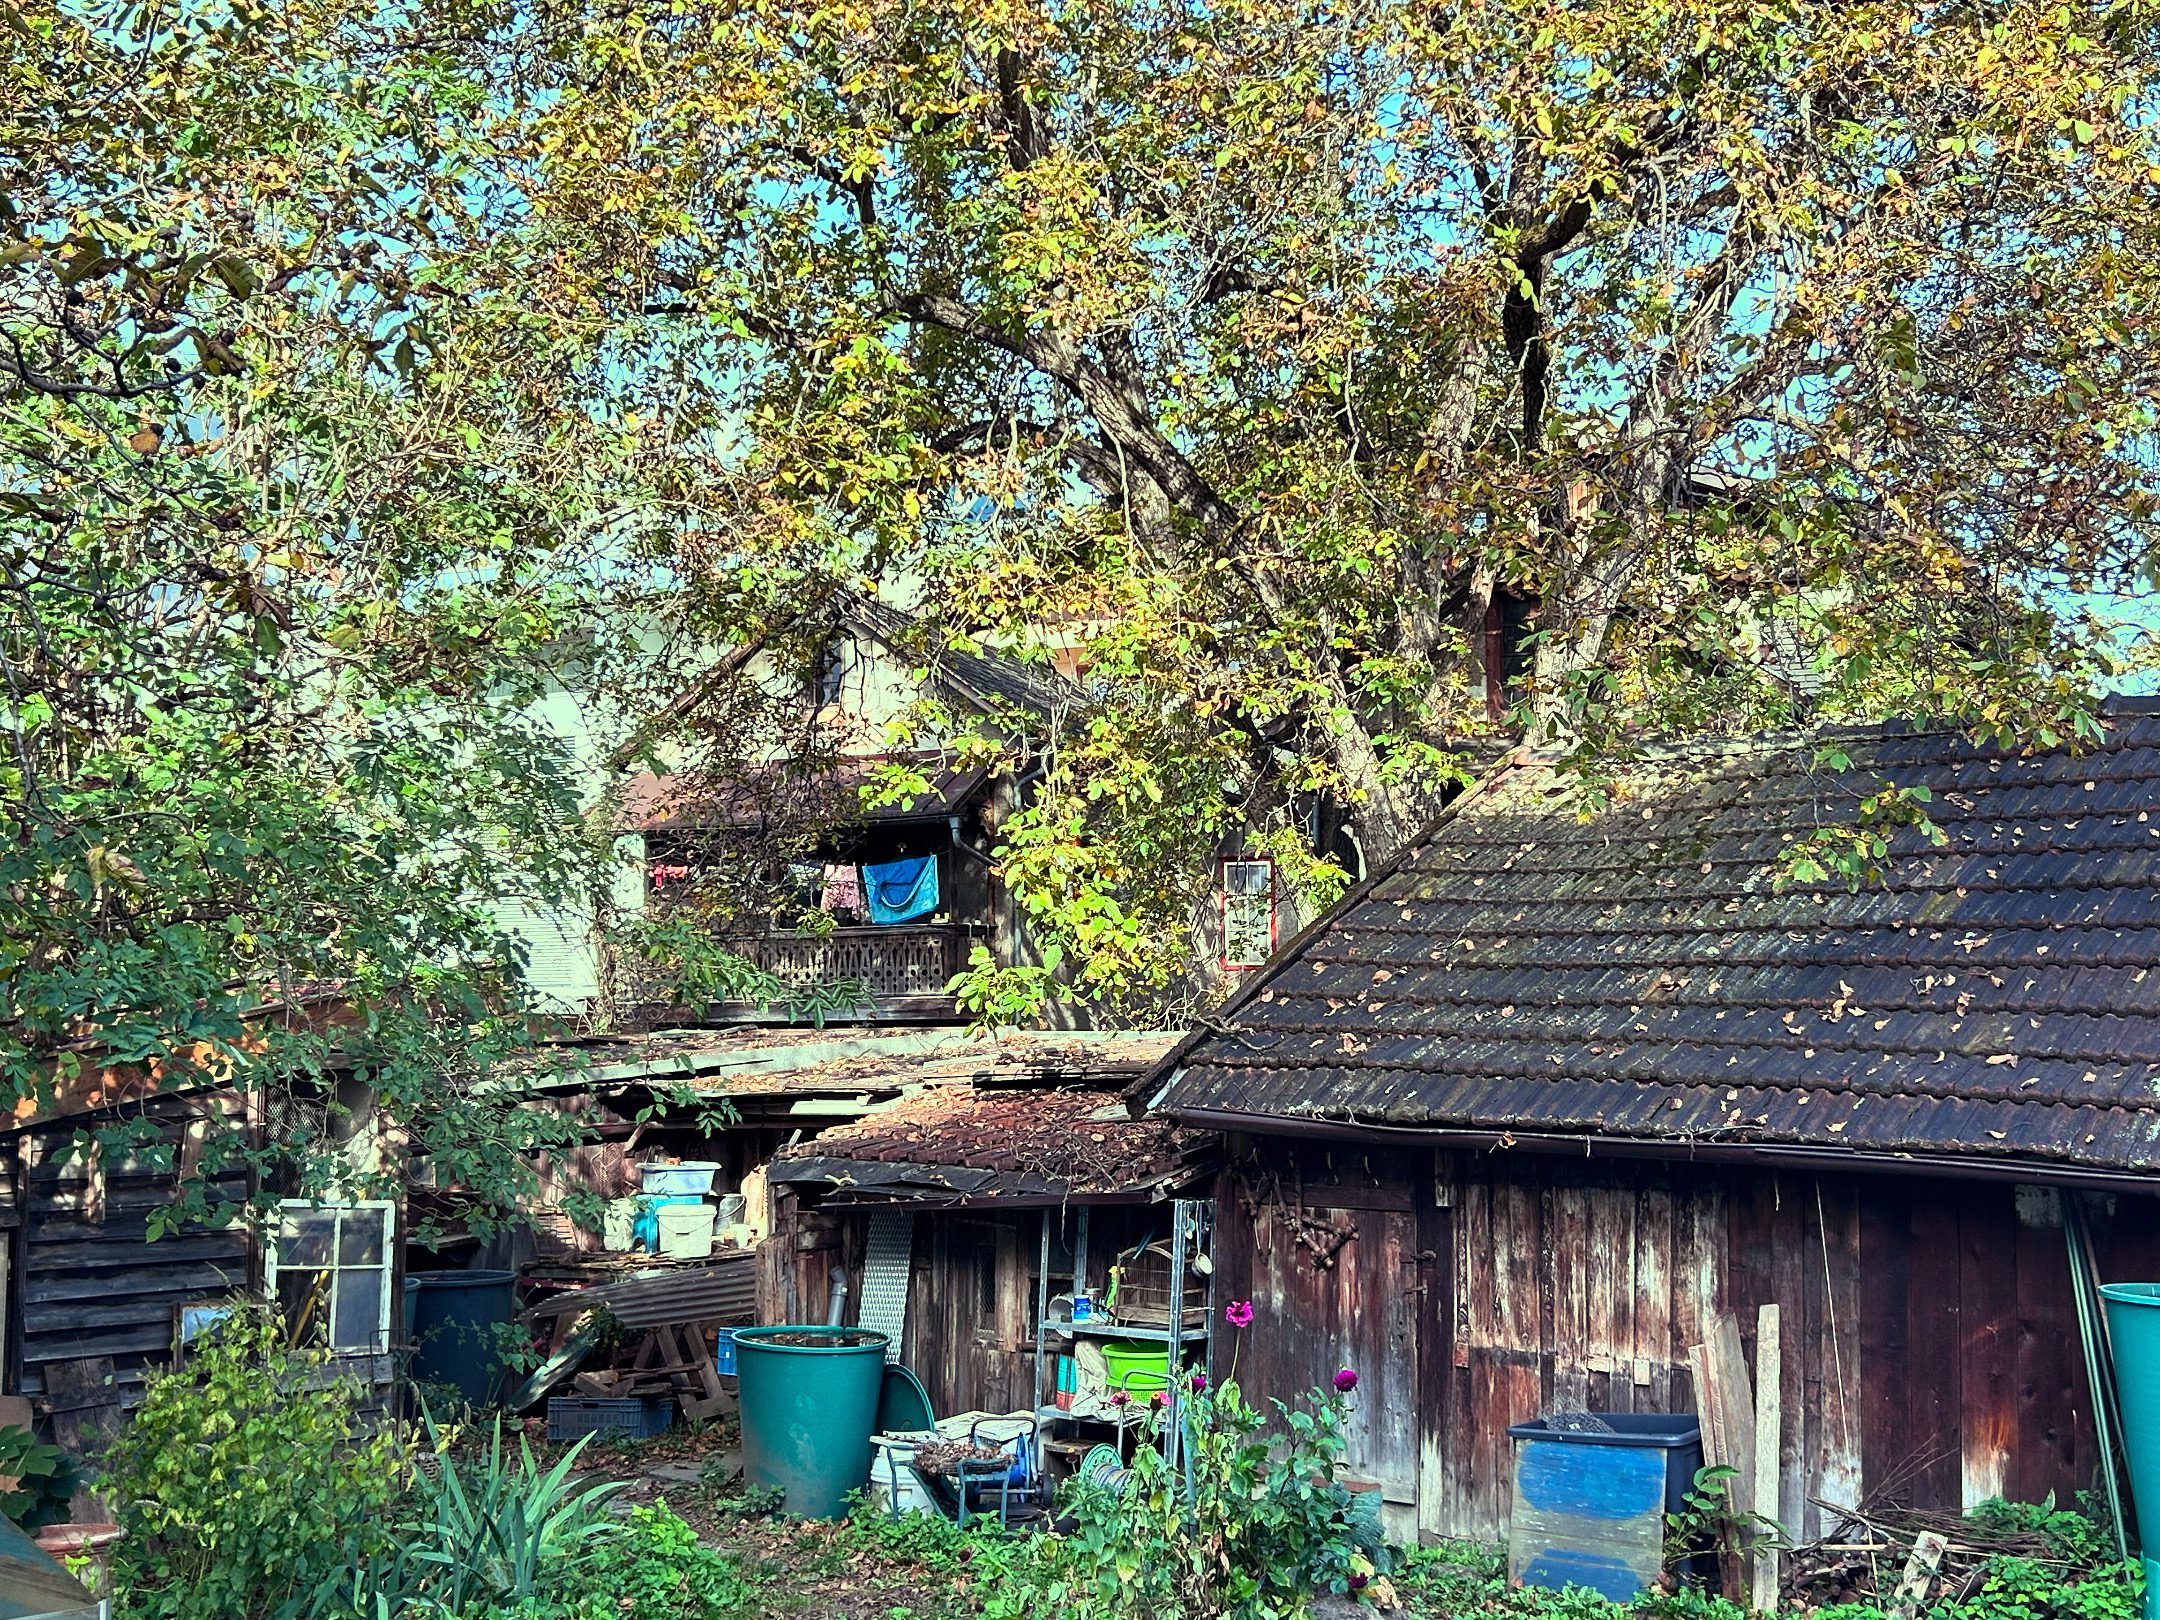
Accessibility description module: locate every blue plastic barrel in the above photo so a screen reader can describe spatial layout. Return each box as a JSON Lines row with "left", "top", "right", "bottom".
{"left": 1506, "top": 1414, "right": 1704, "bottom": 1601}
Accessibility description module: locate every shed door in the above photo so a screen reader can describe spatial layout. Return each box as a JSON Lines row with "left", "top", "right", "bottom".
{"left": 1229, "top": 1198, "right": 1426, "bottom": 1520}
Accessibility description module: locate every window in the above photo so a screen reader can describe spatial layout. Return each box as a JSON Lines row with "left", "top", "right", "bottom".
{"left": 1485, "top": 589, "right": 1538, "bottom": 722}
{"left": 808, "top": 640, "right": 846, "bottom": 708}
{"left": 1220, "top": 857, "right": 1276, "bottom": 970}
{"left": 266, "top": 1200, "right": 395, "bottom": 1352}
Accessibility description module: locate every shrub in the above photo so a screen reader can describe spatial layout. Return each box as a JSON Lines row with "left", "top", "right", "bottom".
{"left": 101, "top": 1305, "right": 407, "bottom": 1620}
{"left": 576, "top": 1500, "right": 760, "bottom": 1619}
{"left": 1032, "top": 1375, "right": 1387, "bottom": 1620}
{"left": 0, "top": 1424, "right": 80, "bottom": 1530}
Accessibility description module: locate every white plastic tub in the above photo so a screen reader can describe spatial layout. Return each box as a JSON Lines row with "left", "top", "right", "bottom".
{"left": 639, "top": 1161, "right": 719, "bottom": 1197}
{"left": 656, "top": 1202, "right": 717, "bottom": 1260}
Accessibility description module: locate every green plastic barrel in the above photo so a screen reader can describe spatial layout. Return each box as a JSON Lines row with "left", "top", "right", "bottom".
{"left": 2100, "top": 1283, "right": 2160, "bottom": 1616}
{"left": 735, "top": 1326, "right": 891, "bottom": 1518}
{"left": 410, "top": 1270, "right": 517, "bottom": 1409}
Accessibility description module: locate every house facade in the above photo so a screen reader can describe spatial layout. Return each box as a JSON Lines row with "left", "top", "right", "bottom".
{"left": 1141, "top": 700, "right": 2160, "bottom": 1541}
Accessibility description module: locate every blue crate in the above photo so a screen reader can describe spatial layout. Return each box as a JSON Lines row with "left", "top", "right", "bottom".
{"left": 547, "top": 1396, "right": 673, "bottom": 1444}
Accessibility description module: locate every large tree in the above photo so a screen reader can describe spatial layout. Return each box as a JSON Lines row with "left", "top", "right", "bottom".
{"left": 488, "top": 0, "right": 2160, "bottom": 1016}
{"left": 1, "top": 0, "right": 644, "bottom": 1220}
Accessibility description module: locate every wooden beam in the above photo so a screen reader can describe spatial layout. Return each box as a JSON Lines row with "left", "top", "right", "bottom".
{"left": 1752, "top": 1303, "right": 1783, "bottom": 1614}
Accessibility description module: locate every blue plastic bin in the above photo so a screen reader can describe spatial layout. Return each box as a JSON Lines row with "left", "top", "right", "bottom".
{"left": 1507, "top": 1414, "right": 1704, "bottom": 1601}
{"left": 714, "top": 1328, "right": 738, "bottom": 1377}
{"left": 546, "top": 1396, "right": 674, "bottom": 1444}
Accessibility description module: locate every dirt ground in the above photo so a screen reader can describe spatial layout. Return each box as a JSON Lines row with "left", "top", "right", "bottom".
{"left": 528, "top": 1414, "right": 984, "bottom": 1620}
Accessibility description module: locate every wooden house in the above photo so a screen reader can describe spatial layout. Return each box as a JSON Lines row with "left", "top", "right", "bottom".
{"left": 1142, "top": 700, "right": 2160, "bottom": 1543}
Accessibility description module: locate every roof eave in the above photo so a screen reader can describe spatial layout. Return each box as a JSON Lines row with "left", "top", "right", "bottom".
{"left": 1165, "top": 1104, "right": 2160, "bottom": 1194}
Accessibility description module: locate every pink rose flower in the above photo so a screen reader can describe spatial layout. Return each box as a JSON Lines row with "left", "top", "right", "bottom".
{"left": 1333, "top": 1367, "right": 1359, "bottom": 1394}
{"left": 1225, "top": 1300, "right": 1255, "bottom": 1329}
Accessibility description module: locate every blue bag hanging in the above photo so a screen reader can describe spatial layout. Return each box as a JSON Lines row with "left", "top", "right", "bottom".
{"left": 861, "top": 856, "right": 939, "bottom": 923}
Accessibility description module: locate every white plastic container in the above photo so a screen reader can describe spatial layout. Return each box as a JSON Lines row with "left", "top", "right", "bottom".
{"left": 867, "top": 1437, "right": 938, "bottom": 1516}
{"left": 600, "top": 1196, "right": 643, "bottom": 1251}
{"left": 639, "top": 1161, "right": 719, "bottom": 1197}
{"left": 655, "top": 1202, "right": 717, "bottom": 1260}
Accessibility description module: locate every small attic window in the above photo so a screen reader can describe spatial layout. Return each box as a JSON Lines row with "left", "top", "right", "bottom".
{"left": 808, "top": 640, "right": 846, "bottom": 708}
{"left": 1221, "top": 857, "right": 1276, "bottom": 970}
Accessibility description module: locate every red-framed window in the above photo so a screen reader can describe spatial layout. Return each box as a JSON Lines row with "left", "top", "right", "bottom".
{"left": 1220, "top": 856, "right": 1276, "bottom": 970}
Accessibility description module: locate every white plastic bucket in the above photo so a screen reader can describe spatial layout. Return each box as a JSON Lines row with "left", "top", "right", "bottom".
{"left": 656, "top": 1202, "right": 717, "bottom": 1260}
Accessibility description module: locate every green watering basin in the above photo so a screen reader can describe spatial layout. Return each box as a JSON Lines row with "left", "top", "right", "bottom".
{"left": 735, "top": 1326, "right": 891, "bottom": 1519}
{"left": 2101, "top": 1284, "right": 2160, "bottom": 1618}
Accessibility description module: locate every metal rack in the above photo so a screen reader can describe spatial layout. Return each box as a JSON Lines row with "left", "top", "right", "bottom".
{"left": 1029, "top": 1199, "right": 1214, "bottom": 1474}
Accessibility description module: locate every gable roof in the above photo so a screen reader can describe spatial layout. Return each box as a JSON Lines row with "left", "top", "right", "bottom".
{"left": 1149, "top": 699, "right": 2160, "bottom": 1183}
{"left": 841, "top": 594, "right": 1078, "bottom": 719}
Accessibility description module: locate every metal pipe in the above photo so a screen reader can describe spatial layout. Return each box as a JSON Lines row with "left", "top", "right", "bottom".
{"left": 2067, "top": 1195, "right": 2133, "bottom": 1564}
{"left": 826, "top": 1266, "right": 850, "bottom": 1326}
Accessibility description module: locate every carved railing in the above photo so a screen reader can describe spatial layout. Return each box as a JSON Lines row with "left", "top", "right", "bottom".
{"left": 738, "top": 924, "right": 975, "bottom": 1000}
{"left": 613, "top": 922, "right": 980, "bottom": 1017}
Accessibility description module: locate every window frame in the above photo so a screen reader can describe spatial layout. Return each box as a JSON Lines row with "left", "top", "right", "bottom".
{"left": 264, "top": 1198, "right": 396, "bottom": 1353}
{"left": 1219, "top": 855, "right": 1277, "bottom": 971}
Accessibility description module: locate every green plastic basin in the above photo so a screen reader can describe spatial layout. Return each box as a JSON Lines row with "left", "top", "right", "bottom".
{"left": 2100, "top": 1284, "right": 2160, "bottom": 1616}
{"left": 735, "top": 1326, "right": 891, "bottom": 1519}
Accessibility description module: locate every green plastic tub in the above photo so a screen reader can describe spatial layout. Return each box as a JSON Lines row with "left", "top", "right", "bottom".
{"left": 1102, "top": 1340, "right": 1183, "bottom": 1397}
{"left": 2099, "top": 1284, "right": 2160, "bottom": 1616}
{"left": 735, "top": 1326, "right": 891, "bottom": 1518}
{"left": 410, "top": 1270, "right": 517, "bottom": 1409}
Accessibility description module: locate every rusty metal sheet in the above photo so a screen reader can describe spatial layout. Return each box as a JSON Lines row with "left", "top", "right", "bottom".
{"left": 529, "top": 1253, "right": 758, "bottom": 1329}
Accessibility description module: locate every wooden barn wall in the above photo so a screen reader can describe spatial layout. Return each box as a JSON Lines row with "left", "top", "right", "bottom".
{"left": 898, "top": 1215, "right": 1035, "bottom": 1419}
{"left": 1216, "top": 1140, "right": 2160, "bottom": 1548}
{"left": 15, "top": 1101, "right": 253, "bottom": 1403}
{"left": 1213, "top": 1145, "right": 1432, "bottom": 1528}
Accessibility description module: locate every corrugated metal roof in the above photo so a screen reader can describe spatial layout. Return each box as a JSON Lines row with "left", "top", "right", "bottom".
{"left": 1153, "top": 701, "right": 2160, "bottom": 1176}
{"left": 526, "top": 1253, "right": 757, "bottom": 1329}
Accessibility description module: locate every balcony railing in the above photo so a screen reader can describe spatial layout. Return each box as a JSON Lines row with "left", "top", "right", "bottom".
{"left": 739, "top": 923, "right": 977, "bottom": 1001}
{"left": 614, "top": 921, "right": 982, "bottom": 1023}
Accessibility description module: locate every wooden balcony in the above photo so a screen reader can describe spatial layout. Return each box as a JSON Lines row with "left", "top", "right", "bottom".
{"left": 616, "top": 922, "right": 982, "bottom": 1026}
{"left": 740, "top": 923, "right": 977, "bottom": 1003}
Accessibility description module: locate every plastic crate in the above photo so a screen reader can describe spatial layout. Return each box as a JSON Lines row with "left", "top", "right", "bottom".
{"left": 547, "top": 1396, "right": 674, "bottom": 1444}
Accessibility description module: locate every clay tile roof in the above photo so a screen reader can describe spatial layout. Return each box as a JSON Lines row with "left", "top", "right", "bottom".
{"left": 1151, "top": 698, "right": 2160, "bottom": 1178}
{"left": 770, "top": 1080, "right": 1208, "bottom": 1203}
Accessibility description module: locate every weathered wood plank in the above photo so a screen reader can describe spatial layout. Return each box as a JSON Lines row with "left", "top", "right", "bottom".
{"left": 1906, "top": 1181, "right": 1965, "bottom": 1506}
{"left": 1818, "top": 1177, "right": 1865, "bottom": 1515}
{"left": 2012, "top": 1188, "right": 2080, "bottom": 1502}
{"left": 1548, "top": 1180, "right": 1591, "bottom": 1413}
{"left": 1857, "top": 1181, "right": 1914, "bottom": 1502}
{"left": 1416, "top": 1153, "right": 1456, "bottom": 1541}
{"left": 1957, "top": 1182, "right": 2017, "bottom": 1510}
{"left": 1634, "top": 1182, "right": 1675, "bottom": 1410}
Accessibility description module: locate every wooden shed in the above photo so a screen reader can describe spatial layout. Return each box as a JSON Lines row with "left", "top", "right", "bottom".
{"left": 1146, "top": 701, "right": 2160, "bottom": 1543}
{"left": 763, "top": 1033, "right": 1203, "bottom": 1428}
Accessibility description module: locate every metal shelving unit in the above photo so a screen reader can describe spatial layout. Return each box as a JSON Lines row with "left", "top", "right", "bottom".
{"left": 1030, "top": 1199, "right": 1214, "bottom": 1473}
